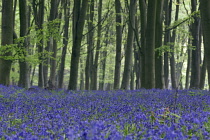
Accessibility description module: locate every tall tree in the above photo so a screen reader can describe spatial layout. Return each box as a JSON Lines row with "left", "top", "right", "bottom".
{"left": 58, "top": 0, "right": 70, "bottom": 89}
{"left": 155, "top": 0, "right": 165, "bottom": 89}
{"left": 163, "top": 0, "right": 171, "bottom": 89}
{"left": 91, "top": 0, "right": 102, "bottom": 90}
{"left": 190, "top": 0, "right": 201, "bottom": 88}
{"left": 32, "top": 0, "right": 45, "bottom": 87}
{"left": 114, "top": 0, "right": 122, "bottom": 89}
{"left": 0, "top": 0, "right": 14, "bottom": 85}
{"left": 48, "top": 0, "right": 61, "bottom": 87}
{"left": 121, "top": 0, "right": 136, "bottom": 89}
{"left": 200, "top": 0, "right": 210, "bottom": 89}
{"left": 170, "top": 0, "right": 179, "bottom": 89}
{"left": 144, "top": 0, "right": 157, "bottom": 89}
{"left": 85, "top": 0, "right": 94, "bottom": 90}
{"left": 139, "top": 0, "right": 147, "bottom": 88}
{"left": 68, "top": 0, "right": 88, "bottom": 90}
{"left": 18, "top": 0, "right": 30, "bottom": 88}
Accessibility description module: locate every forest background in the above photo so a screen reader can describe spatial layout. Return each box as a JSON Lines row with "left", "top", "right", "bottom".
{"left": 0, "top": 0, "right": 210, "bottom": 90}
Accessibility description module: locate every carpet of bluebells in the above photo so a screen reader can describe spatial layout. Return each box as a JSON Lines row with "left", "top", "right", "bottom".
{"left": 0, "top": 85, "right": 210, "bottom": 139}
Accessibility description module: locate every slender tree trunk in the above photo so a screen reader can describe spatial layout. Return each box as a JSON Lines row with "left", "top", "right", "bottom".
{"left": 58, "top": 0, "right": 70, "bottom": 89}
{"left": 85, "top": 0, "right": 94, "bottom": 90}
{"left": 121, "top": 0, "right": 136, "bottom": 89}
{"left": 144, "top": 0, "right": 157, "bottom": 89}
{"left": 155, "top": 0, "right": 164, "bottom": 89}
{"left": 134, "top": 17, "right": 141, "bottom": 89}
{"left": 169, "top": 0, "right": 179, "bottom": 89}
{"left": 0, "top": 0, "right": 13, "bottom": 85}
{"left": 91, "top": 0, "right": 102, "bottom": 90}
{"left": 139, "top": 0, "right": 147, "bottom": 88}
{"left": 200, "top": 54, "right": 207, "bottom": 89}
{"left": 200, "top": 0, "right": 210, "bottom": 89}
{"left": 190, "top": 0, "right": 201, "bottom": 89}
{"left": 114, "top": 0, "right": 122, "bottom": 89}
{"left": 68, "top": 0, "right": 88, "bottom": 90}
{"left": 185, "top": 38, "right": 192, "bottom": 89}
{"left": 32, "top": 0, "right": 45, "bottom": 88}
{"left": 18, "top": 0, "right": 30, "bottom": 88}
{"left": 163, "top": 0, "right": 171, "bottom": 89}
{"left": 80, "top": 59, "right": 85, "bottom": 90}
{"left": 130, "top": 66, "right": 135, "bottom": 90}
{"left": 99, "top": 27, "right": 109, "bottom": 90}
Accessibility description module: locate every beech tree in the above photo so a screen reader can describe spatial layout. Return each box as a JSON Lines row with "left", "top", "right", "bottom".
{"left": 0, "top": 0, "right": 14, "bottom": 86}
{"left": 68, "top": 0, "right": 88, "bottom": 90}
{"left": 144, "top": 0, "right": 157, "bottom": 89}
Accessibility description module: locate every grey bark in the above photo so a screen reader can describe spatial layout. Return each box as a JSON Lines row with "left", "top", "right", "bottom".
{"left": 190, "top": 0, "right": 201, "bottom": 89}
{"left": 139, "top": 0, "right": 147, "bottom": 88}
{"left": 68, "top": 0, "right": 88, "bottom": 90}
{"left": 170, "top": 0, "right": 179, "bottom": 89}
{"left": 58, "top": 0, "right": 70, "bottom": 89}
{"left": 32, "top": 0, "right": 45, "bottom": 87}
{"left": 91, "top": 0, "right": 102, "bottom": 90}
{"left": 144, "top": 0, "right": 157, "bottom": 89}
{"left": 18, "top": 0, "right": 30, "bottom": 88}
{"left": 85, "top": 0, "right": 94, "bottom": 90}
{"left": 114, "top": 0, "right": 122, "bottom": 89}
{"left": 121, "top": 0, "right": 136, "bottom": 89}
{"left": 155, "top": 0, "right": 165, "bottom": 89}
{"left": 200, "top": 0, "right": 210, "bottom": 89}
{"left": 0, "top": 0, "right": 13, "bottom": 85}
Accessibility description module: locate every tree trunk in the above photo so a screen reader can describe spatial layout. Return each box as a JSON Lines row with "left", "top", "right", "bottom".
{"left": 0, "top": 0, "right": 13, "bottom": 86}
{"left": 32, "top": 0, "right": 45, "bottom": 88}
{"left": 114, "top": 0, "right": 122, "bottom": 89}
{"left": 139, "top": 0, "right": 147, "bottom": 88}
{"left": 200, "top": 0, "right": 210, "bottom": 90}
{"left": 144, "top": 0, "right": 157, "bottom": 89}
{"left": 170, "top": 0, "right": 179, "bottom": 89}
{"left": 190, "top": 0, "right": 201, "bottom": 89}
{"left": 58, "top": 0, "right": 70, "bottom": 89}
{"left": 163, "top": 0, "right": 171, "bottom": 89}
{"left": 91, "top": 0, "right": 102, "bottom": 90}
{"left": 121, "top": 0, "right": 136, "bottom": 89}
{"left": 80, "top": 59, "right": 85, "bottom": 90}
{"left": 155, "top": 0, "right": 165, "bottom": 89}
{"left": 199, "top": 54, "right": 206, "bottom": 89}
{"left": 99, "top": 27, "right": 109, "bottom": 90}
{"left": 18, "top": 0, "right": 30, "bottom": 88}
{"left": 185, "top": 38, "right": 192, "bottom": 89}
{"left": 85, "top": 0, "right": 94, "bottom": 90}
{"left": 68, "top": 0, "right": 88, "bottom": 90}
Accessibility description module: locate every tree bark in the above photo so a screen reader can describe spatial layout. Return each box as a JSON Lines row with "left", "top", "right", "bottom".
{"left": 185, "top": 38, "right": 192, "bottom": 89}
{"left": 85, "top": 0, "right": 94, "bottom": 90}
{"left": 0, "top": 0, "right": 13, "bottom": 86}
{"left": 199, "top": 54, "right": 206, "bottom": 89}
{"left": 190, "top": 0, "right": 201, "bottom": 89}
{"left": 121, "top": 0, "right": 136, "bottom": 89}
{"left": 200, "top": 0, "right": 210, "bottom": 90}
{"left": 68, "top": 0, "right": 88, "bottom": 90}
{"left": 144, "top": 0, "right": 157, "bottom": 89}
{"left": 18, "top": 0, "right": 30, "bottom": 88}
{"left": 170, "top": 0, "right": 179, "bottom": 89}
{"left": 99, "top": 27, "right": 109, "bottom": 90}
{"left": 114, "top": 0, "right": 122, "bottom": 89}
{"left": 139, "top": 0, "right": 147, "bottom": 88}
{"left": 91, "top": 0, "right": 102, "bottom": 90}
{"left": 163, "top": 0, "right": 171, "bottom": 89}
{"left": 58, "top": 0, "right": 70, "bottom": 89}
{"left": 155, "top": 0, "right": 165, "bottom": 89}
{"left": 32, "top": 0, "right": 45, "bottom": 88}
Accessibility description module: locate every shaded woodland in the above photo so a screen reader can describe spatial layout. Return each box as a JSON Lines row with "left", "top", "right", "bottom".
{"left": 0, "top": 0, "right": 210, "bottom": 90}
